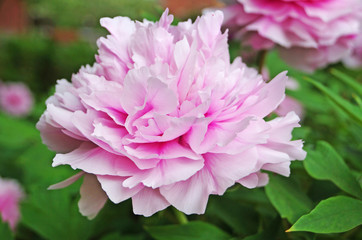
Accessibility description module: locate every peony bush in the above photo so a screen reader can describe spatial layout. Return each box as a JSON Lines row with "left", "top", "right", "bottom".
{"left": 37, "top": 9, "right": 305, "bottom": 218}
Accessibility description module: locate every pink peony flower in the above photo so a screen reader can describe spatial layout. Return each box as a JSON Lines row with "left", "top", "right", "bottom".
{"left": 343, "top": 25, "right": 362, "bottom": 68}
{"left": 0, "top": 177, "right": 24, "bottom": 230}
{"left": 222, "top": 0, "right": 362, "bottom": 72}
{"left": 0, "top": 81, "right": 34, "bottom": 117}
{"left": 37, "top": 10, "right": 306, "bottom": 218}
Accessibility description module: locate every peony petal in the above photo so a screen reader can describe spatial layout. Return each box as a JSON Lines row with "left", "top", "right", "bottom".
{"left": 237, "top": 172, "right": 269, "bottom": 188}
{"left": 48, "top": 172, "right": 85, "bottom": 190}
{"left": 123, "top": 157, "right": 204, "bottom": 189}
{"left": 245, "top": 72, "right": 287, "bottom": 118}
{"left": 53, "top": 142, "right": 139, "bottom": 176}
{"left": 97, "top": 175, "right": 143, "bottom": 204}
{"left": 78, "top": 174, "right": 108, "bottom": 220}
{"left": 160, "top": 168, "right": 215, "bottom": 214}
{"left": 132, "top": 187, "right": 170, "bottom": 217}
{"left": 36, "top": 114, "right": 83, "bottom": 153}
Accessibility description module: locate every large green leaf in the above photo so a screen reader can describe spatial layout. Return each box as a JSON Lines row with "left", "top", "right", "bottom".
{"left": 16, "top": 143, "right": 73, "bottom": 187}
{"left": 304, "top": 141, "right": 362, "bottom": 199}
{"left": 145, "top": 221, "right": 230, "bottom": 240}
{"left": 305, "top": 77, "right": 362, "bottom": 125}
{"left": 330, "top": 69, "right": 362, "bottom": 96}
{"left": 265, "top": 175, "right": 313, "bottom": 223}
{"left": 288, "top": 196, "right": 362, "bottom": 233}
{"left": 21, "top": 187, "right": 93, "bottom": 240}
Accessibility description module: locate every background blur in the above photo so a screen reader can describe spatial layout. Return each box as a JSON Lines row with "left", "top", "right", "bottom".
{"left": 0, "top": 0, "right": 227, "bottom": 98}
{"left": 0, "top": 1, "right": 361, "bottom": 240}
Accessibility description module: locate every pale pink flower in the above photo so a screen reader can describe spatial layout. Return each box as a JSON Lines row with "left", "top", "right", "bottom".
{"left": 37, "top": 10, "right": 306, "bottom": 218}
{"left": 0, "top": 177, "right": 24, "bottom": 230}
{"left": 222, "top": 0, "right": 362, "bottom": 72}
{"left": 0, "top": 81, "right": 34, "bottom": 117}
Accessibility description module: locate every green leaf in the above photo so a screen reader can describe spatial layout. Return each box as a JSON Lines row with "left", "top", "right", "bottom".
{"left": 288, "top": 196, "right": 362, "bottom": 233}
{"left": 265, "top": 175, "right": 313, "bottom": 223}
{"left": 21, "top": 187, "right": 93, "bottom": 240}
{"left": 145, "top": 221, "right": 230, "bottom": 240}
{"left": 207, "top": 197, "right": 258, "bottom": 235}
{"left": 304, "top": 141, "right": 362, "bottom": 199}
{"left": 0, "top": 114, "right": 39, "bottom": 148}
{"left": 242, "top": 217, "right": 280, "bottom": 240}
{"left": 305, "top": 77, "right": 362, "bottom": 125}
{"left": 0, "top": 220, "right": 13, "bottom": 240}
{"left": 330, "top": 69, "right": 362, "bottom": 96}
{"left": 101, "top": 232, "right": 145, "bottom": 240}
{"left": 16, "top": 143, "right": 73, "bottom": 187}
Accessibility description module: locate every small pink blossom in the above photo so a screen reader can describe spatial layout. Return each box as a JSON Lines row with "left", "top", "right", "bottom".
{"left": 37, "top": 10, "right": 306, "bottom": 218}
{"left": 222, "top": 0, "right": 362, "bottom": 72}
{"left": 0, "top": 177, "right": 24, "bottom": 230}
{"left": 0, "top": 81, "right": 34, "bottom": 117}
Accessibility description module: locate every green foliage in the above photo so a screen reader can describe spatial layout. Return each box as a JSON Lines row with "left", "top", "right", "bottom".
{"left": 0, "top": 113, "right": 38, "bottom": 148}
{"left": 145, "top": 221, "right": 231, "bottom": 240}
{"left": 0, "top": 220, "right": 13, "bottom": 240}
{"left": 28, "top": 0, "right": 160, "bottom": 28}
{"left": 304, "top": 76, "right": 362, "bottom": 125}
{"left": 288, "top": 196, "right": 362, "bottom": 233}
{"left": 21, "top": 187, "right": 93, "bottom": 240}
{"left": 265, "top": 175, "right": 313, "bottom": 223}
{"left": 207, "top": 197, "right": 259, "bottom": 235}
{"left": 304, "top": 141, "right": 362, "bottom": 199}
{"left": 330, "top": 69, "right": 362, "bottom": 96}
{"left": 0, "top": 34, "right": 95, "bottom": 99}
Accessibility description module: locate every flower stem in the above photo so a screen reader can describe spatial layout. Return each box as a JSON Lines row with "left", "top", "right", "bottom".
{"left": 173, "top": 208, "right": 188, "bottom": 224}
{"left": 257, "top": 50, "right": 267, "bottom": 74}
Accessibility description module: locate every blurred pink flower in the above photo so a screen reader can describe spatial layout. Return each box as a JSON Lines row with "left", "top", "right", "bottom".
{"left": 0, "top": 177, "right": 24, "bottom": 230}
{"left": 222, "top": 0, "right": 361, "bottom": 72}
{"left": 275, "top": 96, "right": 304, "bottom": 119}
{"left": 0, "top": 81, "right": 34, "bottom": 117}
{"left": 343, "top": 27, "right": 362, "bottom": 68}
{"left": 37, "top": 10, "right": 306, "bottom": 218}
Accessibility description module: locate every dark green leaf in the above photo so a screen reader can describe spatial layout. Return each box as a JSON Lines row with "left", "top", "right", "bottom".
{"left": 207, "top": 197, "right": 258, "bottom": 235}
{"left": 242, "top": 217, "right": 280, "bottom": 240}
{"left": 145, "top": 221, "right": 230, "bottom": 240}
{"left": 101, "top": 232, "right": 145, "bottom": 240}
{"left": 304, "top": 141, "right": 362, "bottom": 199}
{"left": 265, "top": 175, "right": 313, "bottom": 223}
{"left": 288, "top": 196, "right": 362, "bottom": 233}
